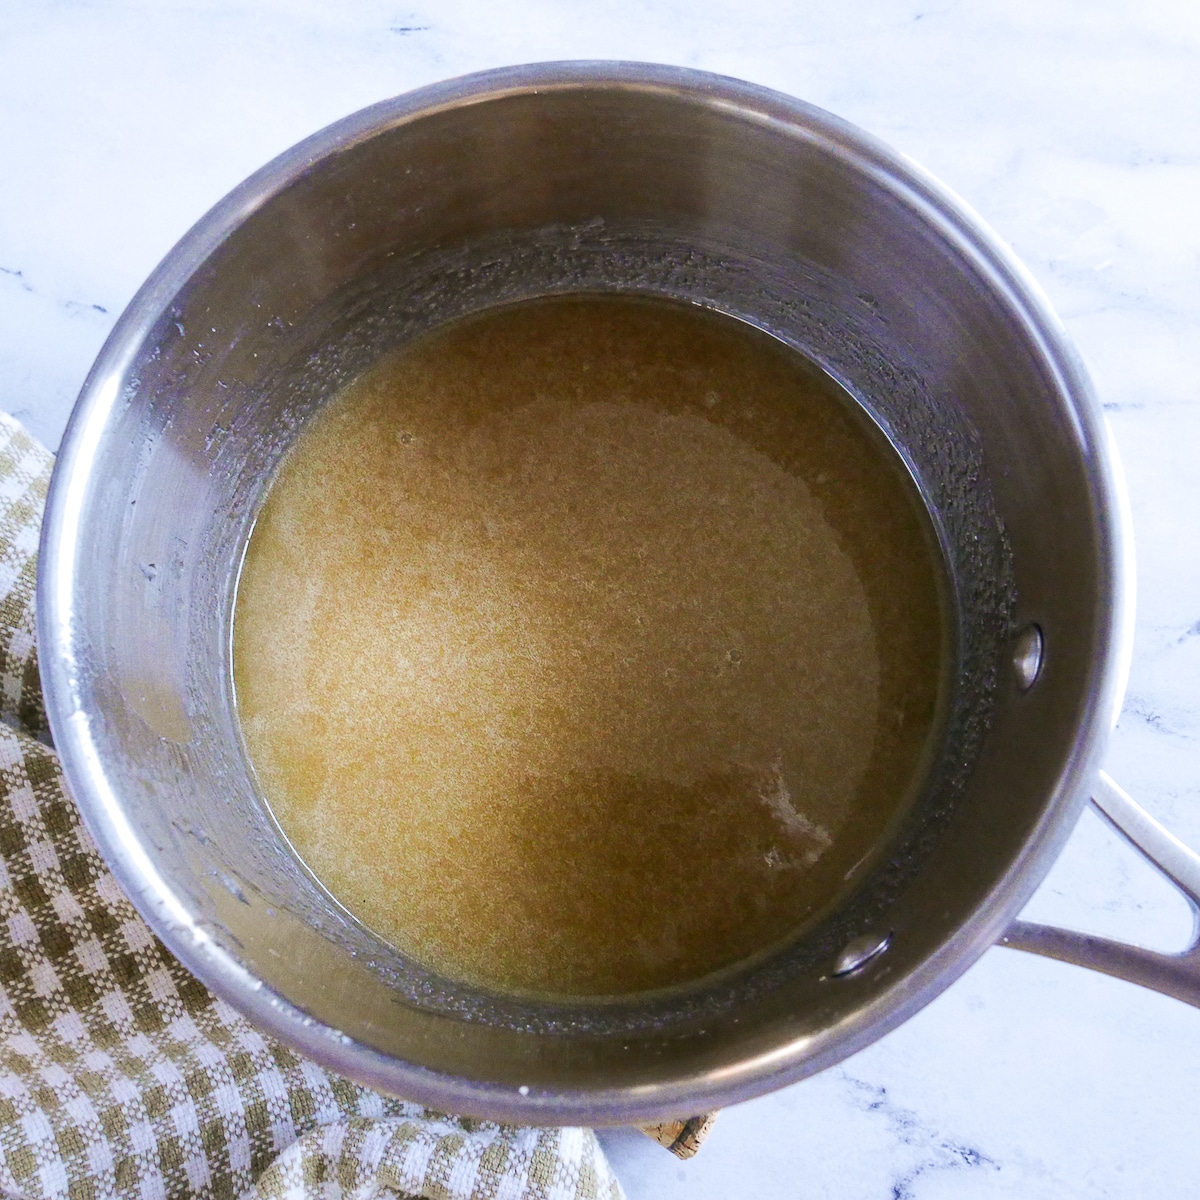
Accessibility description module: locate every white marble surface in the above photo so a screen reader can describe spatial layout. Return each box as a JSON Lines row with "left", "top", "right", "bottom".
{"left": 4, "top": 1, "right": 1200, "bottom": 1195}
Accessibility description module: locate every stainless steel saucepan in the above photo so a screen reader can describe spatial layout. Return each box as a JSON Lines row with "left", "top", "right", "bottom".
{"left": 36, "top": 62, "right": 1200, "bottom": 1125}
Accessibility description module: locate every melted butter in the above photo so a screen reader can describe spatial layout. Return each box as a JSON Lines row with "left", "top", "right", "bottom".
{"left": 234, "top": 296, "right": 945, "bottom": 997}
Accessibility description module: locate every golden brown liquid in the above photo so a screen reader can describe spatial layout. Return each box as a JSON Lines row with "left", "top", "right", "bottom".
{"left": 234, "top": 296, "right": 944, "bottom": 997}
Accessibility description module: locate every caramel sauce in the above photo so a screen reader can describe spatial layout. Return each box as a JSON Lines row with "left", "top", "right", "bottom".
{"left": 234, "top": 296, "right": 944, "bottom": 996}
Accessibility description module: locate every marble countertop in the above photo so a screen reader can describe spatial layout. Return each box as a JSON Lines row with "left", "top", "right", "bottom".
{"left": 4, "top": 2, "right": 1199, "bottom": 1196}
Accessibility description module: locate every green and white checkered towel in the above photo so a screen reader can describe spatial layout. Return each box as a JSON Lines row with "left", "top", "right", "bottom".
{"left": 0, "top": 411, "right": 624, "bottom": 1200}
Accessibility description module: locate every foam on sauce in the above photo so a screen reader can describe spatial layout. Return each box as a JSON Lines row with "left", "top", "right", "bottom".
{"left": 234, "top": 296, "right": 945, "bottom": 997}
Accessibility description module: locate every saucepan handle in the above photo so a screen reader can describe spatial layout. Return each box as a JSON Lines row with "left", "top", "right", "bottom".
{"left": 1000, "top": 771, "right": 1200, "bottom": 1006}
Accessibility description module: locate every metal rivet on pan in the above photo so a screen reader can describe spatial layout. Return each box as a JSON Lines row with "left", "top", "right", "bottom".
{"left": 832, "top": 930, "right": 891, "bottom": 977}
{"left": 1012, "top": 623, "right": 1044, "bottom": 691}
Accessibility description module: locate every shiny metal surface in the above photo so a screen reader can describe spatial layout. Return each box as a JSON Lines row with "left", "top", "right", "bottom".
{"left": 38, "top": 62, "right": 1134, "bottom": 1124}
{"left": 1003, "top": 771, "right": 1200, "bottom": 1005}
{"left": 832, "top": 932, "right": 892, "bottom": 978}
{"left": 1012, "top": 623, "right": 1045, "bottom": 691}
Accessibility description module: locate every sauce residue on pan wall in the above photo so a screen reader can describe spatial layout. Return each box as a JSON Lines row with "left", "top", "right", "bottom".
{"left": 233, "top": 295, "right": 945, "bottom": 997}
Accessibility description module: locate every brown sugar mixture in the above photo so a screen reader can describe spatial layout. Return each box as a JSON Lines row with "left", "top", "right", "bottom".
{"left": 233, "top": 295, "right": 945, "bottom": 997}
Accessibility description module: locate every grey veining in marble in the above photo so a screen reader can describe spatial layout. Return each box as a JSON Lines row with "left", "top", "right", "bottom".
{"left": 4, "top": 1, "right": 1199, "bottom": 1196}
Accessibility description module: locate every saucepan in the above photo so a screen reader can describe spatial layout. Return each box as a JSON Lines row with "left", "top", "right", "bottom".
{"left": 36, "top": 62, "right": 1200, "bottom": 1125}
